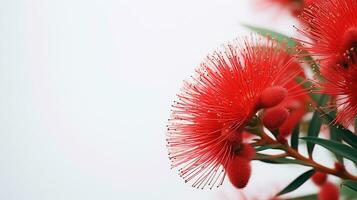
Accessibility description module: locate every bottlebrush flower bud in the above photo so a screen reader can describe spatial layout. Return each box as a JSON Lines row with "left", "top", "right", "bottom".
{"left": 318, "top": 182, "right": 339, "bottom": 200}
{"left": 311, "top": 172, "right": 327, "bottom": 186}
{"left": 235, "top": 143, "right": 256, "bottom": 161}
{"left": 259, "top": 86, "right": 288, "bottom": 108}
{"left": 262, "top": 106, "right": 289, "bottom": 130}
{"left": 226, "top": 156, "right": 251, "bottom": 189}
{"left": 334, "top": 162, "right": 346, "bottom": 175}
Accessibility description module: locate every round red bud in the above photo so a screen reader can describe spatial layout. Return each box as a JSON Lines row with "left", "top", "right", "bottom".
{"left": 262, "top": 106, "right": 289, "bottom": 130}
{"left": 312, "top": 172, "right": 328, "bottom": 186}
{"left": 236, "top": 143, "right": 256, "bottom": 161}
{"left": 259, "top": 86, "right": 288, "bottom": 108}
{"left": 318, "top": 182, "right": 339, "bottom": 200}
{"left": 226, "top": 156, "right": 251, "bottom": 189}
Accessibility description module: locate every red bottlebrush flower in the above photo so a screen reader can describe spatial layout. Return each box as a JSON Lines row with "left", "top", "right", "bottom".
{"left": 311, "top": 172, "right": 327, "bottom": 186}
{"left": 167, "top": 36, "right": 306, "bottom": 189}
{"left": 298, "top": 0, "right": 357, "bottom": 69}
{"left": 298, "top": 0, "right": 357, "bottom": 126}
{"left": 318, "top": 62, "right": 357, "bottom": 126}
{"left": 318, "top": 182, "right": 339, "bottom": 200}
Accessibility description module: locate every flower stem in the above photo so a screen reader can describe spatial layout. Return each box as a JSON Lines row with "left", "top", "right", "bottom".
{"left": 259, "top": 130, "right": 357, "bottom": 181}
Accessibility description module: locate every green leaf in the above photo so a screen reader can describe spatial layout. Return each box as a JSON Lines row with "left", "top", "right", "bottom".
{"left": 315, "top": 110, "right": 335, "bottom": 124}
{"left": 330, "top": 125, "right": 344, "bottom": 162}
{"left": 277, "top": 169, "right": 315, "bottom": 196}
{"left": 243, "top": 24, "right": 296, "bottom": 48}
{"left": 341, "top": 182, "right": 357, "bottom": 199}
{"left": 342, "top": 180, "right": 357, "bottom": 193}
{"left": 301, "top": 137, "right": 357, "bottom": 163}
{"left": 316, "top": 94, "right": 330, "bottom": 110}
{"left": 255, "top": 144, "right": 281, "bottom": 152}
{"left": 307, "top": 95, "right": 329, "bottom": 157}
{"left": 291, "top": 124, "right": 300, "bottom": 150}
{"left": 255, "top": 153, "right": 310, "bottom": 166}
{"left": 337, "top": 127, "right": 357, "bottom": 149}
{"left": 287, "top": 194, "right": 318, "bottom": 200}
{"left": 316, "top": 110, "right": 357, "bottom": 149}
{"left": 306, "top": 111, "right": 322, "bottom": 156}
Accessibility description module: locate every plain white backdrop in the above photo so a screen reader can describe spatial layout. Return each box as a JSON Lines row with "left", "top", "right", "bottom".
{"left": 0, "top": 0, "right": 343, "bottom": 199}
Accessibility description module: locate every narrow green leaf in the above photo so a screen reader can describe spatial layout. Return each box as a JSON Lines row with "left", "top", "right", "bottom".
{"left": 316, "top": 110, "right": 357, "bottom": 149}
{"left": 291, "top": 123, "right": 300, "bottom": 150}
{"left": 255, "top": 144, "right": 281, "bottom": 152}
{"left": 316, "top": 94, "right": 330, "bottom": 109}
{"left": 307, "top": 95, "right": 329, "bottom": 157}
{"left": 277, "top": 169, "right": 315, "bottom": 196}
{"left": 316, "top": 110, "right": 335, "bottom": 124}
{"left": 341, "top": 182, "right": 357, "bottom": 199}
{"left": 337, "top": 127, "right": 357, "bottom": 149}
{"left": 259, "top": 158, "right": 309, "bottom": 166}
{"left": 243, "top": 24, "right": 296, "bottom": 48}
{"left": 342, "top": 180, "right": 357, "bottom": 193}
{"left": 307, "top": 111, "right": 322, "bottom": 156}
{"left": 255, "top": 153, "right": 310, "bottom": 166}
{"left": 301, "top": 137, "right": 357, "bottom": 163}
{"left": 330, "top": 125, "right": 344, "bottom": 162}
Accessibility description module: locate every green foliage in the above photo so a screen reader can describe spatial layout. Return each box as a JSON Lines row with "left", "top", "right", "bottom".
{"left": 255, "top": 144, "right": 281, "bottom": 152}
{"left": 291, "top": 124, "right": 300, "bottom": 150}
{"left": 337, "top": 127, "right": 357, "bottom": 149}
{"left": 342, "top": 180, "right": 357, "bottom": 193}
{"left": 301, "top": 137, "right": 357, "bottom": 164}
{"left": 329, "top": 126, "right": 344, "bottom": 162}
{"left": 256, "top": 153, "right": 310, "bottom": 166}
{"left": 277, "top": 169, "right": 315, "bottom": 196}
{"left": 306, "top": 95, "right": 329, "bottom": 157}
{"left": 341, "top": 182, "right": 357, "bottom": 199}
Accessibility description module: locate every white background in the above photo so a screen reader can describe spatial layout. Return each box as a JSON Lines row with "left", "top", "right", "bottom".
{"left": 0, "top": 0, "right": 341, "bottom": 199}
